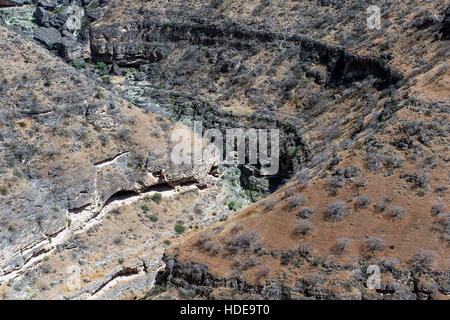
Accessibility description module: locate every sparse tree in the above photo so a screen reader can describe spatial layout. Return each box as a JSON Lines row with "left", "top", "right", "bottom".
{"left": 297, "top": 207, "right": 315, "bottom": 219}
{"left": 294, "top": 220, "right": 314, "bottom": 236}
{"left": 355, "top": 196, "right": 371, "bottom": 209}
{"left": 409, "top": 249, "right": 437, "bottom": 272}
{"left": 364, "top": 236, "right": 386, "bottom": 252}
{"left": 331, "top": 238, "right": 351, "bottom": 254}
{"left": 286, "top": 194, "right": 306, "bottom": 209}
{"left": 324, "top": 200, "right": 351, "bottom": 221}
{"left": 386, "top": 206, "right": 406, "bottom": 219}
{"left": 431, "top": 203, "right": 445, "bottom": 216}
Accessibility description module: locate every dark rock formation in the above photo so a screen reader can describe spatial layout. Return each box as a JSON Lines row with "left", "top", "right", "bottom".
{"left": 36, "top": 0, "right": 67, "bottom": 11}
{"left": 89, "top": 18, "right": 402, "bottom": 88}
{"left": 154, "top": 255, "right": 450, "bottom": 300}
{"left": 0, "top": 0, "right": 30, "bottom": 7}
{"left": 49, "top": 12, "right": 68, "bottom": 29}
{"left": 414, "top": 14, "right": 439, "bottom": 30}
{"left": 440, "top": 7, "right": 450, "bottom": 40}
{"left": 54, "top": 35, "right": 82, "bottom": 61}
{"left": 34, "top": 26, "right": 61, "bottom": 47}
{"left": 34, "top": 6, "right": 50, "bottom": 28}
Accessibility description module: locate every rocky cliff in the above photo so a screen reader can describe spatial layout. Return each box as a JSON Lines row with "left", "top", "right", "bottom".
{"left": 0, "top": 22, "right": 225, "bottom": 299}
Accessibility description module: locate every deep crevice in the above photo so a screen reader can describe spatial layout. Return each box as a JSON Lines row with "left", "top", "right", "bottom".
{"left": 68, "top": 203, "right": 91, "bottom": 214}
{"left": 91, "top": 267, "right": 142, "bottom": 296}
{"left": 104, "top": 190, "right": 140, "bottom": 206}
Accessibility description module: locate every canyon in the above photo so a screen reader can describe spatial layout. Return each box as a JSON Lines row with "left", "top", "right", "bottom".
{"left": 0, "top": 0, "right": 448, "bottom": 300}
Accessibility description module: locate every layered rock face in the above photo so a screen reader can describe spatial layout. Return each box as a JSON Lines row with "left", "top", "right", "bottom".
{"left": 441, "top": 7, "right": 450, "bottom": 40}
{"left": 83, "top": 0, "right": 409, "bottom": 197}
{"left": 89, "top": 18, "right": 402, "bottom": 87}
{"left": 0, "top": 23, "right": 220, "bottom": 299}
{"left": 0, "top": 0, "right": 30, "bottom": 7}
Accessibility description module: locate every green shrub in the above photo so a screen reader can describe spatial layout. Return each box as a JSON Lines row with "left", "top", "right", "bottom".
{"left": 228, "top": 200, "right": 237, "bottom": 211}
{"left": 35, "top": 215, "right": 43, "bottom": 226}
{"left": 0, "top": 185, "right": 9, "bottom": 196}
{"left": 149, "top": 285, "right": 167, "bottom": 295}
{"left": 149, "top": 214, "right": 158, "bottom": 222}
{"left": 174, "top": 224, "right": 185, "bottom": 234}
{"left": 150, "top": 193, "right": 162, "bottom": 204}
{"left": 95, "top": 61, "right": 107, "bottom": 71}
{"left": 13, "top": 169, "right": 23, "bottom": 178}
{"left": 113, "top": 236, "right": 123, "bottom": 245}
{"left": 54, "top": 7, "right": 64, "bottom": 14}
{"left": 140, "top": 204, "right": 149, "bottom": 212}
{"left": 73, "top": 61, "right": 86, "bottom": 70}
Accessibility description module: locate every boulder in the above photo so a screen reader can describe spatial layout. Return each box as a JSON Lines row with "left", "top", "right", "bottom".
{"left": 414, "top": 14, "right": 439, "bottom": 29}
{"left": 36, "top": 0, "right": 58, "bottom": 10}
{"left": 319, "top": 0, "right": 336, "bottom": 6}
{"left": 55, "top": 36, "right": 82, "bottom": 61}
{"left": 34, "top": 7, "right": 50, "bottom": 27}
{"left": 50, "top": 12, "right": 68, "bottom": 29}
{"left": 100, "top": 64, "right": 111, "bottom": 75}
{"left": 61, "top": 29, "right": 75, "bottom": 40}
{"left": 86, "top": 7, "right": 103, "bottom": 21}
{"left": 134, "top": 71, "right": 146, "bottom": 81}
{"left": 34, "top": 26, "right": 62, "bottom": 48}
{"left": 0, "top": 0, "right": 30, "bottom": 7}
{"left": 112, "top": 63, "right": 123, "bottom": 76}
{"left": 62, "top": 6, "right": 83, "bottom": 32}
{"left": 440, "top": 7, "right": 450, "bottom": 40}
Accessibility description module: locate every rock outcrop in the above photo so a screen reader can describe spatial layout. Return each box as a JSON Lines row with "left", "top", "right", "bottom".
{"left": 155, "top": 255, "right": 450, "bottom": 300}
{"left": 440, "top": 6, "right": 450, "bottom": 40}
{"left": 0, "top": 0, "right": 30, "bottom": 7}
{"left": 89, "top": 18, "right": 402, "bottom": 88}
{"left": 0, "top": 23, "right": 213, "bottom": 287}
